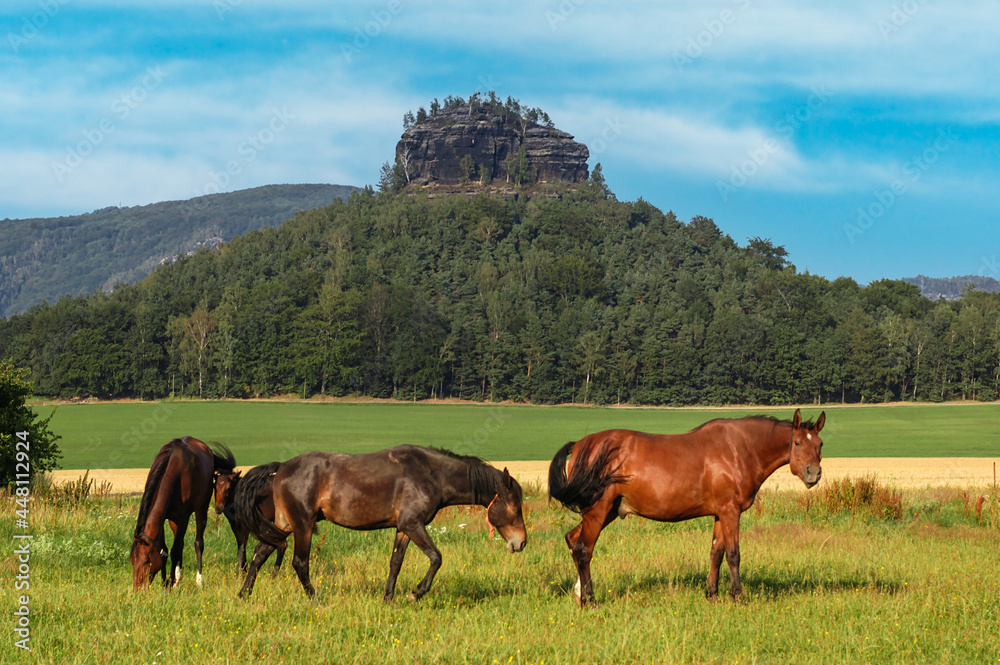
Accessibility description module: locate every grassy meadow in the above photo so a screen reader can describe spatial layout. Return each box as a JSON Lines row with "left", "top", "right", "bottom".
{"left": 30, "top": 400, "right": 1000, "bottom": 469}
{"left": 2, "top": 480, "right": 999, "bottom": 664}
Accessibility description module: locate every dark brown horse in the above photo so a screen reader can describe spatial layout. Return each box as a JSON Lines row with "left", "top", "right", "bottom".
{"left": 213, "top": 468, "right": 285, "bottom": 575}
{"left": 130, "top": 437, "right": 236, "bottom": 589}
{"left": 549, "top": 409, "right": 825, "bottom": 605}
{"left": 234, "top": 446, "right": 528, "bottom": 600}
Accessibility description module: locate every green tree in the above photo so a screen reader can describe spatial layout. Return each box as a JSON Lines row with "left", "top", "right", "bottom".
{"left": 502, "top": 145, "right": 534, "bottom": 186}
{"left": 1, "top": 361, "right": 61, "bottom": 486}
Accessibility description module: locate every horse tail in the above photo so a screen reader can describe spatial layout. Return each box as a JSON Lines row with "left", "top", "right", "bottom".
{"left": 209, "top": 441, "right": 237, "bottom": 473}
{"left": 133, "top": 440, "right": 178, "bottom": 541}
{"left": 548, "top": 438, "right": 628, "bottom": 513}
{"left": 233, "top": 462, "right": 286, "bottom": 546}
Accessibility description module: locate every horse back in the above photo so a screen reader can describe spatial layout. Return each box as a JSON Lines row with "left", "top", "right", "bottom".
{"left": 272, "top": 448, "right": 432, "bottom": 532}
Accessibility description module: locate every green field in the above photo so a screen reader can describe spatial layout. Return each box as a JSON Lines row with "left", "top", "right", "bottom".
{"left": 2, "top": 485, "right": 998, "bottom": 664}
{"left": 31, "top": 400, "right": 1000, "bottom": 469}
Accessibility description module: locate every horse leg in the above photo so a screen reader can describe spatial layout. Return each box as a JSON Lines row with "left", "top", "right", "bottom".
{"left": 706, "top": 511, "right": 743, "bottom": 601}
{"left": 290, "top": 526, "right": 317, "bottom": 598}
{"left": 565, "top": 500, "right": 616, "bottom": 606}
{"left": 722, "top": 513, "right": 743, "bottom": 601}
{"left": 270, "top": 542, "right": 286, "bottom": 577}
{"left": 401, "top": 524, "right": 441, "bottom": 602}
{"left": 383, "top": 531, "right": 411, "bottom": 601}
{"left": 238, "top": 541, "right": 277, "bottom": 598}
{"left": 706, "top": 518, "right": 725, "bottom": 600}
{"left": 193, "top": 506, "right": 208, "bottom": 588}
{"left": 237, "top": 531, "right": 248, "bottom": 574}
{"left": 168, "top": 519, "right": 187, "bottom": 588}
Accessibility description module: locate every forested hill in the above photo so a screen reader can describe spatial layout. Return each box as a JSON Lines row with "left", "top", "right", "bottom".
{"left": 1, "top": 180, "right": 998, "bottom": 405}
{"left": 903, "top": 274, "right": 1000, "bottom": 301}
{"left": 0, "top": 183, "right": 357, "bottom": 317}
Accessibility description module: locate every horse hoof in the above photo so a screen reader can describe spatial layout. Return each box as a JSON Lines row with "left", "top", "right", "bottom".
{"left": 196, "top": 573, "right": 204, "bottom": 588}
{"left": 407, "top": 592, "right": 420, "bottom": 603}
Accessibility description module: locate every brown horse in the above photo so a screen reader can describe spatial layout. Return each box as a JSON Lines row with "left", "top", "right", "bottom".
{"left": 130, "top": 437, "right": 236, "bottom": 589}
{"left": 213, "top": 468, "right": 285, "bottom": 575}
{"left": 549, "top": 409, "right": 825, "bottom": 605}
{"left": 234, "top": 446, "right": 528, "bottom": 600}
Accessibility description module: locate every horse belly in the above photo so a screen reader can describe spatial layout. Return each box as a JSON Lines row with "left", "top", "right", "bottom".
{"left": 620, "top": 461, "right": 714, "bottom": 522}
{"left": 320, "top": 493, "right": 397, "bottom": 530}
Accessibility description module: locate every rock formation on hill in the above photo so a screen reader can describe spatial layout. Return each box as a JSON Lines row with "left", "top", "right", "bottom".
{"left": 394, "top": 104, "right": 589, "bottom": 186}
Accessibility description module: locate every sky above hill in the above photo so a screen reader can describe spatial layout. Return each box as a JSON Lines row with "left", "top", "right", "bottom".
{"left": 2, "top": 1, "right": 997, "bottom": 284}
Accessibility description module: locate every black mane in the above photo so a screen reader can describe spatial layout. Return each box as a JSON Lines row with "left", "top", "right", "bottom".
{"left": 209, "top": 441, "right": 237, "bottom": 472}
{"left": 132, "top": 439, "right": 178, "bottom": 540}
{"left": 433, "top": 448, "right": 523, "bottom": 505}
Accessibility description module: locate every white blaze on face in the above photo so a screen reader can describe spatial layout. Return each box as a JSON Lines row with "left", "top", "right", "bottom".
{"left": 806, "top": 433, "right": 814, "bottom": 442}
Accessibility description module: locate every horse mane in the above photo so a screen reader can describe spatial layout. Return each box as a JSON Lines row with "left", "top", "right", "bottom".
{"left": 691, "top": 414, "right": 814, "bottom": 432}
{"left": 133, "top": 439, "right": 179, "bottom": 540}
{"left": 233, "top": 462, "right": 285, "bottom": 546}
{"left": 208, "top": 441, "right": 237, "bottom": 472}
{"left": 433, "top": 448, "right": 523, "bottom": 505}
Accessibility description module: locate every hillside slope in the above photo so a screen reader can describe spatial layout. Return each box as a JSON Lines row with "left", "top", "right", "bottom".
{"left": 0, "top": 183, "right": 357, "bottom": 317}
{"left": 3, "top": 182, "right": 997, "bottom": 405}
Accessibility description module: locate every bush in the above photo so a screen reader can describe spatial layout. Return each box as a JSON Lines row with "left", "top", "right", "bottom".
{"left": 0, "top": 360, "right": 62, "bottom": 487}
{"left": 806, "top": 474, "right": 903, "bottom": 521}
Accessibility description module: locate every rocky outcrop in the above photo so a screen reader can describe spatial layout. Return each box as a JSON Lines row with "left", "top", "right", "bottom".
{"left": 395, "top": 106, "right": 589, "bottom": 186}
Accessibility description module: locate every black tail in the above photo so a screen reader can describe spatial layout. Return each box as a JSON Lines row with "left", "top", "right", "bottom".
{"left": 209, "top": 441, "right": 237, "bottom": 472}
{"left": 548, "top": 439, "right": 628, "bottom": 513}
{"left": 233, "top": 462, "right": 287, "bottom": 546}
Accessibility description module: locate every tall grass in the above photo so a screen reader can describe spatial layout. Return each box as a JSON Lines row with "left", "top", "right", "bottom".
{"left": 1, "top": 482, "right": 998, "bottom": 664}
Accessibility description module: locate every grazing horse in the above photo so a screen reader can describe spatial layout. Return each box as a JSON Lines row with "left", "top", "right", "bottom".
{"left": 130, "top": 437, "right": 236, "bottom": 589}
{"left": 549, "top": 409, "right": 825, "bottom": 605}
{"left": 214, "top": 468, "right": 285, "bottom": 575}
{"left": 234, "top": 446, "right": 528, "bottom": 600}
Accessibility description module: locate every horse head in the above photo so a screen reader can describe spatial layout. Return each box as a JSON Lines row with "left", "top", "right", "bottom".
{"left": 789, "top": 408, "right": 825, "bottom": 489}
{"left": 486, "top": 468, "right": 528, "bottom": 553}
{"left": 214, "top": 470, "right": 241, "bottom": 515}
{"left": 130, "top": 532, "right": 168, "bottom": 589}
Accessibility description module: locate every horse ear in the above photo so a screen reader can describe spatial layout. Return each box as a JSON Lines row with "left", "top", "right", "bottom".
{"left": 792, "top": 408, "right": 802, "bottom": 429}
{"left": 815, "top": 411, "right": 826, "bottom": 432}
{"left": 503, "top": 467, "right": 512, "bottom": 489}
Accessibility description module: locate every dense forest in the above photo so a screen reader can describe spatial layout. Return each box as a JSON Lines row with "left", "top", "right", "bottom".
{"left": 0, "top": 184, "right": 356, "bottom": 318}
{"left": 1, "top": 177, "right": 999, "bottom": 405}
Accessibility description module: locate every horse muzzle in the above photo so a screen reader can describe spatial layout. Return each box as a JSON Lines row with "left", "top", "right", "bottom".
{"left": 505, "top": 535, "right": 527, "bottom": 553}
{"left": 802, "top": 465, "right": 822, "bottom": 489}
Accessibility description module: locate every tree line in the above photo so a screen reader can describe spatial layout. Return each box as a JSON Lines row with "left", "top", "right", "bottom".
{"left": 2, "top": 178, "right": 998, "bottom": 405}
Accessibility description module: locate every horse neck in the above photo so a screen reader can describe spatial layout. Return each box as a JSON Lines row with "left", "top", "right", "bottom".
{"left": 752, "top": 421, "right": 792, "bottom": 483}
{"left": 138, "top": 458, "right": 182, "bottom": 541}
{"left": 442, "top": 458, "right": 494, "bottom": 508}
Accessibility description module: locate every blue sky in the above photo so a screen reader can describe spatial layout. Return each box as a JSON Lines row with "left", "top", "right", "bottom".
{"left": 2, "top": 1, "right": 997, "bottom": 284}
